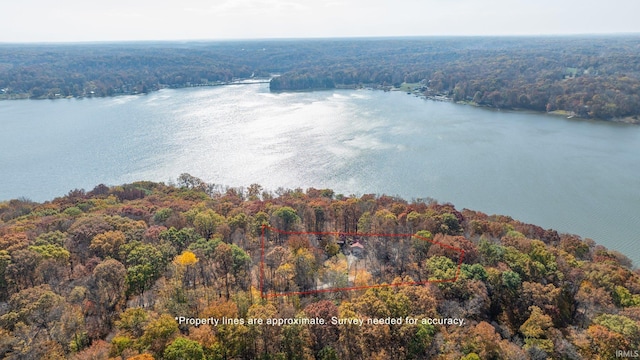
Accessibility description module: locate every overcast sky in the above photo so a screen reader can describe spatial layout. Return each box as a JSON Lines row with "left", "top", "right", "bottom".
{"left": 1, "top": 0, "right": 639, "bottom": 42}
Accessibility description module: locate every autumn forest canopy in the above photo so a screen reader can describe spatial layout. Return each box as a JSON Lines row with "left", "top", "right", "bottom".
{"left": 1, "top": 36, "right": 640, "bottom": 120}
{"left": 1, "top": 176, "right": 640, "bottom": 359}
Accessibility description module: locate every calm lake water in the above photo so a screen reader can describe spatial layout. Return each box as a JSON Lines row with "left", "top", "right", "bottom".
{"left": 1, "top": 84, "right": 639, "bottom": 265}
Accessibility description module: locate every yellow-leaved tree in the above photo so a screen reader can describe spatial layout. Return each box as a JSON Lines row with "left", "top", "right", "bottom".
{"left": 174, "top": 250, "right": 199, "bottom": 289}
{"left": 175, "top": 250, "right": 198, "bottom": 266}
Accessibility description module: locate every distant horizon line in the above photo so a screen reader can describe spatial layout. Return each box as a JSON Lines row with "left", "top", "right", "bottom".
{"left": 2, "top": 32, "right": 640, "bottom": 45}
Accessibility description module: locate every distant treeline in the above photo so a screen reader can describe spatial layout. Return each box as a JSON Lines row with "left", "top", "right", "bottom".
{"left": 269, "top": 37, "right": 640, "bottom": 120}
{"left": 1, "top": 36, "right": 640, "bottom": 120}
{"left": 0, "top": 43, "right": 258, "bottom": 98}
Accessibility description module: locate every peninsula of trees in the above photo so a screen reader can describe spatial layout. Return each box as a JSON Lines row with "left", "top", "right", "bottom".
{"left": 1, "top": 36, "right": 640, "bottom": 121}
{"left": 1, "top": 176, "right": 639, "bottom": 359}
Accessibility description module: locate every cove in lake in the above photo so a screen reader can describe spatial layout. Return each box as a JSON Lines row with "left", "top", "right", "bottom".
{"left": 1, "top": 84, "right": 639, "bottom": 265}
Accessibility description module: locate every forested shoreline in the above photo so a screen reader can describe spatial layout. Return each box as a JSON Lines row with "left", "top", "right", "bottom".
{"left": 2, "top": 36, "right": 640, "bottom": 121}
{"left": 1, "top": 176, "right": 639, "bottom": 359}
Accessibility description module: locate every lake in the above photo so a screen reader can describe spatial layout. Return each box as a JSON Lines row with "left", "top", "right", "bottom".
{"left": 1, "top": 84, "right": 639, "bottom": 265}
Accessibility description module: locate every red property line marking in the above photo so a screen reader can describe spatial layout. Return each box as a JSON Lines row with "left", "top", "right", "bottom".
{"left": 259, "top": 225, "right": 465, "bottom": 298}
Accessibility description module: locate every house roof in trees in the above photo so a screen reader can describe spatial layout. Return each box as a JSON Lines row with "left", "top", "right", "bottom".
{"left": 350, "top": 241, "right": 364, "bottom": 249}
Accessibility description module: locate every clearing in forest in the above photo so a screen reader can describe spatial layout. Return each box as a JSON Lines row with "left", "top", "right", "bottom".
{"left": 260, "top": 226, "right": 465, "bottom": 298}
